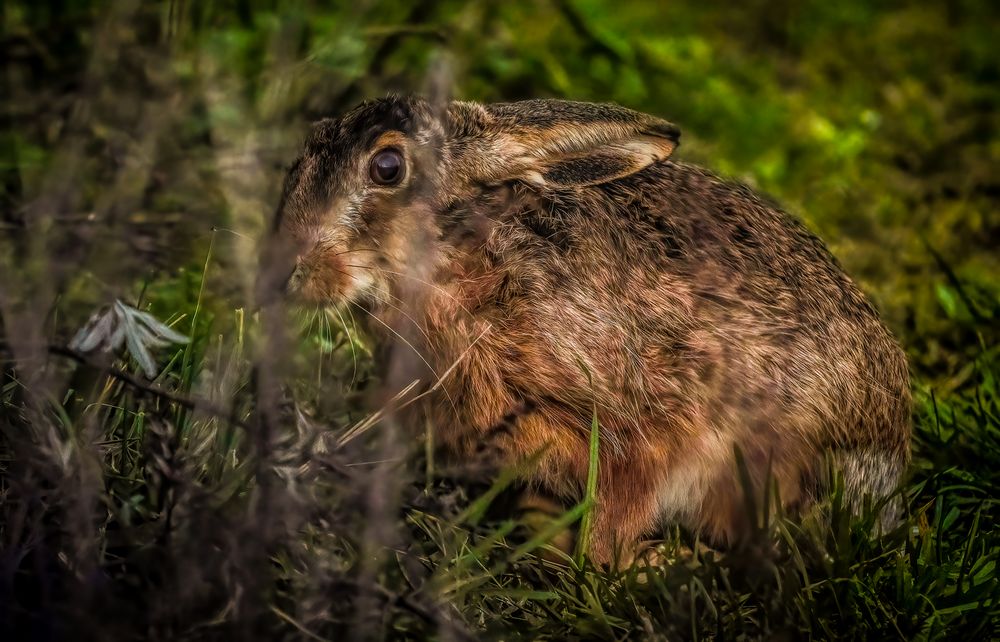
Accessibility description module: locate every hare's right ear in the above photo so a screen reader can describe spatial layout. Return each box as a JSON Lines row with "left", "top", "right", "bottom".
{"left": 446, "top": 99, "right": 680, "bottom": 188}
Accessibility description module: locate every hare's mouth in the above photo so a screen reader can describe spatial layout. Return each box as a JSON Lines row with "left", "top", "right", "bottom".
{"left": 287, "top": 249, "right": 378, "bottom": 309}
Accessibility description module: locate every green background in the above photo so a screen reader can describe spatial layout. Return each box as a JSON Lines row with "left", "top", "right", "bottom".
{"left": 1, "top": 1, "right": 997, "bottom": 639}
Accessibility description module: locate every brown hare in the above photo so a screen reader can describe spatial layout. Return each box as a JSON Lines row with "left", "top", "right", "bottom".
{"left": 265, "top": 96, "right": 910, "bottom": 566}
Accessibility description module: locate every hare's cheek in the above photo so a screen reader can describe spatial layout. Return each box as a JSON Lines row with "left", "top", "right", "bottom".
{"left": 299, "top": 251, "right": 375, "bottom": 304}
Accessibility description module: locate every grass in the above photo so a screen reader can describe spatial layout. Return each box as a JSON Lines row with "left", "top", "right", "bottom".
{"left": 1, "top": 260, "right": 997, "bottom": 639}
{"left": 1, "top": 1, "right": 998, "bottom": 639}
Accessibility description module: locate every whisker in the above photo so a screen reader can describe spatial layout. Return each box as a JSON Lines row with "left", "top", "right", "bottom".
{"left": 395, "top": 323, "right": 493, "bottom": 412}
{"left": 331, "top": 247, "right": 381, "bottom": 258}
{"left": 347, "top": 300, "right": 460, "bottom": 417}
{"left": 343, "top": 264, "right": 474, "bottom": 318}
{"left": 370, "top": 290, "right": 433, "bottom": 344}
{"left": 327, "top": 306, "right": 359, "bottom": 389}
{"left": 347, "top": 300, "right": 439, "bottom": 379}
{"left": 335, "top": 323, "right": 492, "bottom": 448}
{"left": 343, "top": 300, "right": 361, "bottom": 344}
{"left": 330, "top": 266, "right": 432, "bottom": 344}
{"left": 300, "top": 307, "right": 320, "bottom": 339}
{"left": 315, "top": 309, "right": 326, "bottom": 391}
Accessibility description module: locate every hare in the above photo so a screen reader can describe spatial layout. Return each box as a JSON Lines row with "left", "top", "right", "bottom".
{"left": 266, "top": 96, "right": 910, "bottom": 566}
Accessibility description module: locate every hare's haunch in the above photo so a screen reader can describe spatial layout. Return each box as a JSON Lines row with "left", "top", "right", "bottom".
{"left": 267, "top": 96, "right": 910, "bottom": 565}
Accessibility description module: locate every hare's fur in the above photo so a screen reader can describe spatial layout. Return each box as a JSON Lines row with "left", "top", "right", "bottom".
{"left": 270, "top": 96, "right": 910, "bottom": 565}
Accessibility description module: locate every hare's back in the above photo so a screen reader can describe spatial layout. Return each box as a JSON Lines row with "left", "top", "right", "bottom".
{"left": 602, "top": 161, "right": 907, "bottom": 437}
{"left": 602, "top": 162, "right": 876, "bottom": 325}
{"left": 495, "top": 160, "right": 909, "bottom": 448}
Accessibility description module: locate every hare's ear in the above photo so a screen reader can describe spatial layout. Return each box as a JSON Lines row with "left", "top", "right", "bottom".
{"left": 447, "top": 100, "right": 680, "bottom": 188}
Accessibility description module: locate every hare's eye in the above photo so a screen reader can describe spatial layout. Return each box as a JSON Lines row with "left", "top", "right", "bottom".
{"left": 369, "top": 148, "right": 404, "bottom": 186}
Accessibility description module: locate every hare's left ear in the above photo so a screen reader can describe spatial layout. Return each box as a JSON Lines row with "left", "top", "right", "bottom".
{"left": 446, "top": 99, "right": 680, "bottom": 188}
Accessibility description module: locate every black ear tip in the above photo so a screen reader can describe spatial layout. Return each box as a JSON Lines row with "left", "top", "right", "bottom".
{"left": 649, "top": 121, "right": 681, "bottom": 144}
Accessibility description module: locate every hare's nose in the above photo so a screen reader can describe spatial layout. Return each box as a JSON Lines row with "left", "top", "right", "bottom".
{"left": 286, "top": 262, "right": 309, "bottom": 294}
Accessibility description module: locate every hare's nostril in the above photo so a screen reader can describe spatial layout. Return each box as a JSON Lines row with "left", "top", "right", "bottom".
{"left": 286, "top": 264, "right": 307, "bottom": 292}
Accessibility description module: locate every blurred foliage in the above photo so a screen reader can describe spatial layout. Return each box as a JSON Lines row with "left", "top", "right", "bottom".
{"left": 2, "top": 0, "right": 996, "bottom": 374}
{"left": 1, "top": 0, "right": 998, "bottom": 639}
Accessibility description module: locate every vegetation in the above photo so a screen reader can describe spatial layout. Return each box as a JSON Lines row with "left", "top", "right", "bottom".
{"left": 1, "top": 1, "right": 997, "bottom": 639}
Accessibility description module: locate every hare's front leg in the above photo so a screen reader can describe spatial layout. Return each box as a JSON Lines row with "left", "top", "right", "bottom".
{"left": 584, "top": 456, "right": 666, "bottom": 569}
{"left": 476, "top": 408, "right": 666, "bottom": 568}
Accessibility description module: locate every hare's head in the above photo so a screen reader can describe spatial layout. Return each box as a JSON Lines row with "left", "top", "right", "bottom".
{"left": 264, "top": 96, "right": 680, "bottom": 307}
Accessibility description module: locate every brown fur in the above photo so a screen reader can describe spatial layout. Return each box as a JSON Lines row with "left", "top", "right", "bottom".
{"left": 266, "top": 96, "right": 911, "bottom": 566}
